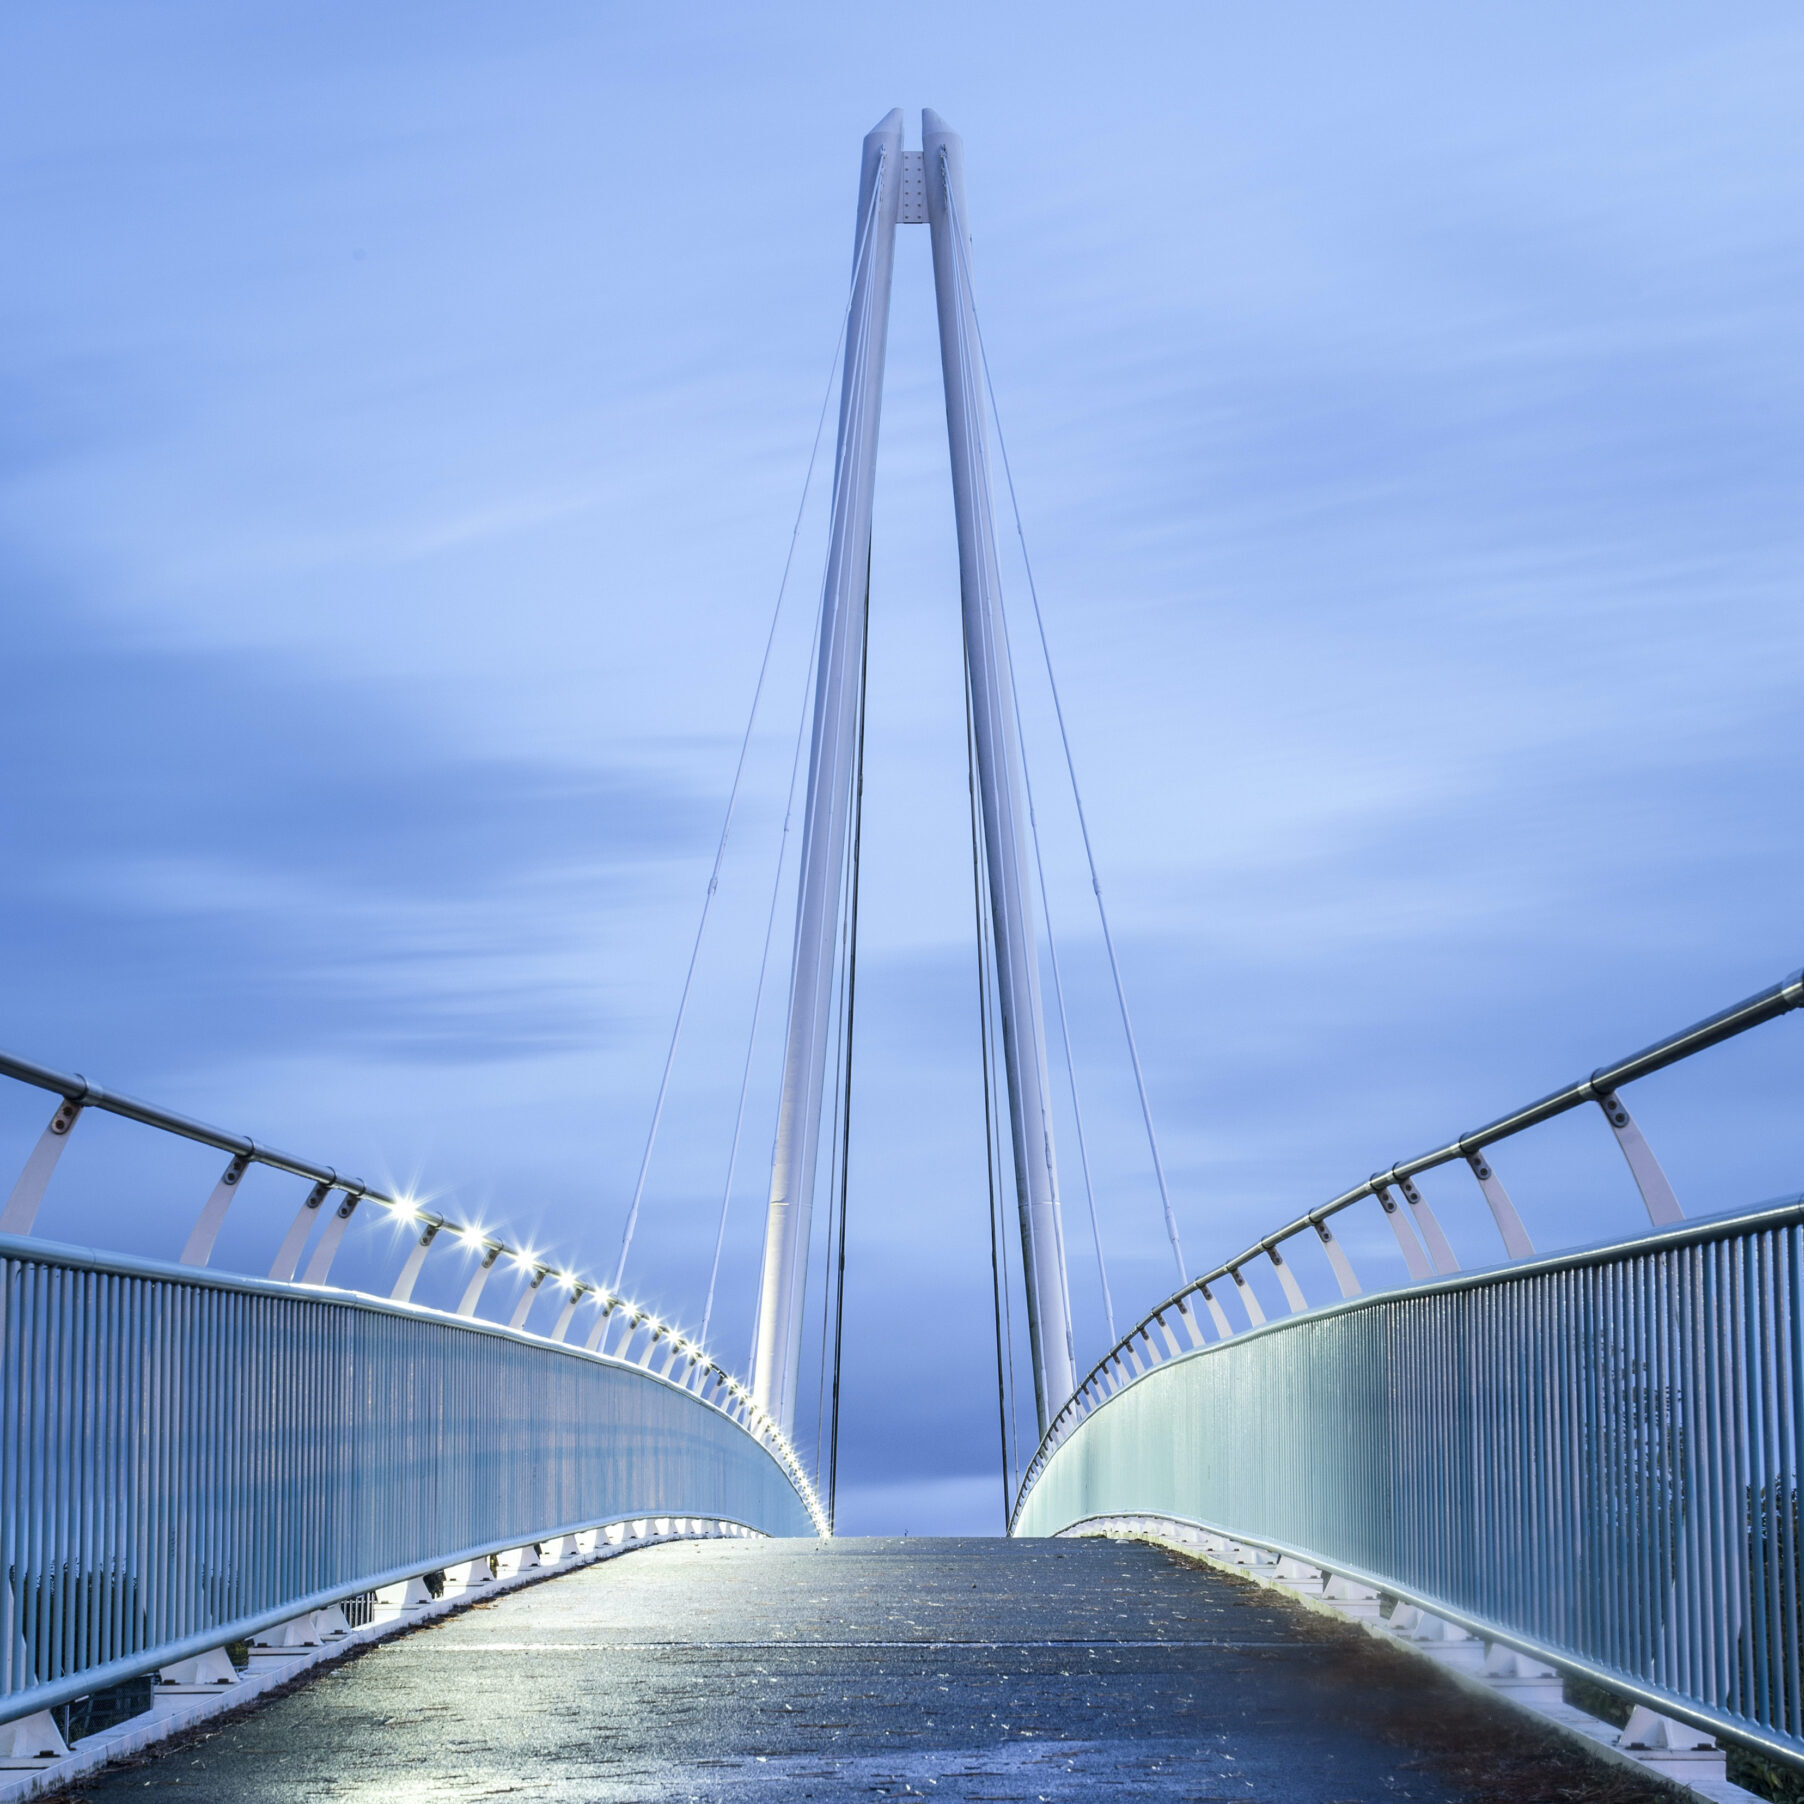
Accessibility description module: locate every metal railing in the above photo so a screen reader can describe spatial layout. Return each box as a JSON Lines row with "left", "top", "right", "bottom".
{"left": 0, "top": 1044, "right": 826, "bottom": 1530}
{"left": 1021, "top": 965, "right": 1804, "bottom": 1489}
{"left": 1012, "top": 1196, "right": 1804, "bottom": 1766}
{"left": 0, "top": 1231, "right": 816, "bottom": 1725}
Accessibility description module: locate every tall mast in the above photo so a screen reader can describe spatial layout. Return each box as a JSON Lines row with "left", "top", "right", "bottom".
{"left": 750, "top": 110, "right": 903, "bottom": 1435}
{"left": 751, "top": 109, "right": 1077, "bottom": 1440}
{"left": 923, "top": 110, "right": 1076, "bottom": 1430}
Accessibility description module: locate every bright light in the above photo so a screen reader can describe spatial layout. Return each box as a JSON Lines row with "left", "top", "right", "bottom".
{"left": 459, "top": 1225, "right": 486, "bottom": 1251}
{"left": 389, "top": 1194, "right": 420, "bottom": 1225}
{"left": 512, "top": 1248, "right": 536, "bottom": 1271}
{"left": 557, "top": 1271, "right": 577, "bottom": 1292}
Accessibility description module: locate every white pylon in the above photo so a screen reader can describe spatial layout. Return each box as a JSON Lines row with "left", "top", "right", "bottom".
{"left": 750, "top": 110, "right": 905, "bottom": 1437}
{"left": 751, "top": 109, "right": 1076, "bottom": 1440}
{"left": 924, "top": 111, "right": 1076, "bottom": 1430}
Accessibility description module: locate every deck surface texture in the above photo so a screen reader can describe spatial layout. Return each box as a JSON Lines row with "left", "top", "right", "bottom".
{"left": 68, "top": 1536, "right": 1677, "bottom": 1802}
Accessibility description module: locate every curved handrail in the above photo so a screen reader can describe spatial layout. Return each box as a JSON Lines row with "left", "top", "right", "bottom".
{"left": 0, "top": 1046, "right": 829, "bottom": 1536}
{"left": 0, "top": 1227, "right": 816, "bottom": 1723}
{"left": 1018, "top": 963, "right": 1804, "bottom": 1504}
{"left": 1009, "top": 1194, "right": 1804, "bottom": 1769}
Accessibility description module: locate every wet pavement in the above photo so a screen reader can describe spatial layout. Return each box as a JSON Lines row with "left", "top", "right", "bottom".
{"left": 64, "top": 1536, "right": 1679, "bottom": 1801}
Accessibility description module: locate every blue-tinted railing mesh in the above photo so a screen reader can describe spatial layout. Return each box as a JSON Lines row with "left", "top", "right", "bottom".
{"left": 1015, "top": 1200, "right": 1804, "bottom": 1760}
{"left": 0, "top": 1236, "right": 814, "bottom": 1719}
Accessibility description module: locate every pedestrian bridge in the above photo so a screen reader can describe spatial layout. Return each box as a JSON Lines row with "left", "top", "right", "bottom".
{"left": 5, "top": 967, "right": 1801, "bottom": 1797}
{"left": 3, "top": 107, "right": 1800, "bottom": 1802}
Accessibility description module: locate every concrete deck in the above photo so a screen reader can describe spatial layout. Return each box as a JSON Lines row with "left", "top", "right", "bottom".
{"left": 59, "top": 1536, "right": 1684, "bottom": 1801}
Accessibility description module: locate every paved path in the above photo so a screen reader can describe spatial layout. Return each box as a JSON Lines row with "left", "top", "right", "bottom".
{"left": 74, "top": 1537, "right": 1675, "bottom": 1802}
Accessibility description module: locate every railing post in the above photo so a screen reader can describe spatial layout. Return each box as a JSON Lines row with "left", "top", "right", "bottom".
{"left": 268, "top": 1178, "right": 334, "bottom": 1280}
{"left": 550, "top": 1283, "right": 585, "bottom": 1342}
{"left": 1394, "top": 1174, "right": 1459, "bottom": 1274}
{"left": 1198, "top": 1281, "right": 1233, "bottom": 1338}
{"left": 1228, "top": 1266, "right": 1266, "bottom": 1327}
{"left": 180, "top": 1150, "right": 253, "bottom": 1266}
{"left": 0, "top": 1095, "right": 83, "bottom": 1235}
{"left": 584, "top": 1296, "right": 619, "bottom": 1352}
{"left": 548, "top": 1284, "right": 584, "bottom": 1342}
{"left": 1460, "top": 1146, "right": 1535, "bottom": 1257}
{"left": 1594, "top": 1088, "right": 1683, "bottom": 1225}
{"left": 509, "top": 1266, "right": 548, "bottom": 1331}
{"left": 1312, "top": 1218, "right": 1362, "bottom": 1298}
{"left": 1374, "top": 1184, "right": 1432, "bottom": 1279}
{"left": 457, "top": 1241, "right": 503, "bottom": 1316}
{"left": 301, "top": 1189, "right": 362, "bottom": 1283}
{"left": 1266, "top": 1244, "right": 1308, "bottom": 1314}
{"left": 1174, "top": 1295, "right": 1206, "bottom": 1346}
{"left": 389, "top": 1221, "right": 441, "bottom": 1303}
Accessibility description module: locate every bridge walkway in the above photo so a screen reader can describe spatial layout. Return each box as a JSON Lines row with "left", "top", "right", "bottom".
{"left": 71, "top": 1537, "right": 1676, "bottom": 1802}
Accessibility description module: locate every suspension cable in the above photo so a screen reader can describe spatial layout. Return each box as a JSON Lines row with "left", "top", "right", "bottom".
{"left": 700, "top": 636, "right": 814, "bottom": 1349}
{"left": 985, "top": 818, "right": 1025, "bottom": 1484}
{"left": 700, "top": 389, "right": 842, "bottom": 1352}
{"left": 612, "top": 166, "right": 889, "bottom": 1296}
{"left": 941, "top": 169, "right": 1188, "bottom": 1287}
{"left": 751, "top": 160, "right": 898, "bottom": 1395}
{"left": 825, "top": 563, "right": 872, "bottom": 1532}
{"left": 957, "top": 246, "right": 1114, "bottom": 1342}
{"left": 811, "top": 816, "right": 854, "bottom": 1489}
{"left": 935, "top": 170, "right": 1100, "bottom": 1403}
{"left": 964, "top": 637, "right": 1016, "bottom": 1521}
{"left": 1021, "top": 765, "right": 1115, "bottom": 1344}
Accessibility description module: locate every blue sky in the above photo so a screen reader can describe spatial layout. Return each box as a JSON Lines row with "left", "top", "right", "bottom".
{"left": 3, "top": 4, "right": 1801, "bottom": 1533}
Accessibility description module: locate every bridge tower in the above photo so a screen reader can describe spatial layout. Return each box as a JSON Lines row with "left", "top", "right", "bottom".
{"left": 751, "top": 110, "right": 1078, "bottom": 1439}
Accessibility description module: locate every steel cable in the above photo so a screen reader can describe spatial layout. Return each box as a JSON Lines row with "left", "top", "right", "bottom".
{"left": 612, "top": 161, "right": 890, "bottom": 1296}
{"left": 941, "top": 174, "right": 1188, "bottom": 1288}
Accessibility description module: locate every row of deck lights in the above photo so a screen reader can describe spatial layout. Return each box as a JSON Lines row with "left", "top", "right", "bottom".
{"left": 0, "top": 1049, "right": 829, "bottom": 1538}
{"left": 372, "top": 1193, "right": 829, "bottom": 1536}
